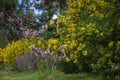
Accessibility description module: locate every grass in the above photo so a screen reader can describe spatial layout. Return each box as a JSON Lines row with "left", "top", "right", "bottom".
{"left": 0, "top": 70, "right": 101, "bottom": 80}
{"left": 0, "top": 71, "right": 38, "bottom": 80}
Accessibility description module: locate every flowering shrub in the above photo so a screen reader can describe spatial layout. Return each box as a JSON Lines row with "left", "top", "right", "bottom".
{"left": 1, "top": 37, "right": 46, "bottom": 67}
{"left": 57, "top": 0, "right": 120, "bottom": 79}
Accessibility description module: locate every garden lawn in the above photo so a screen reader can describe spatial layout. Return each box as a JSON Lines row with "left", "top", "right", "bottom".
{"left": 0, "top": 70, "right": 101, "bottom": 80}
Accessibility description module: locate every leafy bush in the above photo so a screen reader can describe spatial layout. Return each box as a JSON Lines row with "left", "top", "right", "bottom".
{"left": 57, "top": 60, "right": 80, "bottom": 74}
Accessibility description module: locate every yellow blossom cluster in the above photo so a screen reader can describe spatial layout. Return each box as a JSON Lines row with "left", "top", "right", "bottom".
{"left": 49, "top": 20, "right": 55, "bottom": 27}
{"left": 48, "top": 38, "right": 60, "bottom": 55}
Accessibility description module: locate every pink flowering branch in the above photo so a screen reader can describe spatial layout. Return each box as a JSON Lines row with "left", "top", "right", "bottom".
{"left": 59, "top": 45, "right": 66, "bottom": 59}
{"left": 29, "top": 44, "right": 66, "bottom": 70}
{"left": 29, "top": 45, "right": 43, "bottom": 56}
{"left": 30, "top": 44, "right": 66, "bottom": 58}
{"left": 29, "top": 45, "right": 50, "bottom": 57}
{"left": 20, "top": 24, "right": 48, "bottom": 38}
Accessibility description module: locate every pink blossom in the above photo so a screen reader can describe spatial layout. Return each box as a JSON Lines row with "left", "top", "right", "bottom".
{"left": 7, "top": 18, "right": 14, "bottom": 22}
{"left": 59, "top": 45, "right": 66, "bottom": 59}
{"left": 38, "top": 29, "right": 44, "bottom": 34}
{"left": 0, "top": 12, "right": 4, "bottom": 18}
{"left": 20, "top": 27, "right": 26, "bottom": 31}
{"left": 29, "top": 45, "right": 42, "bottom": 56}
{"left": 40, "top": 0, "right": 45, "bottom": 4}
{"left": 21, "top": 28, "right": 33, "bottom": 38}
{"left": 42, "top": 24, "right": 48, "bottom": 30}
{"left": 20, "top": 24, "right": 48, "bottom": 38}
{"left": 44, "top": 24, "right": 48, "bottom": 29}
{"left": 59, "top": 52, "right": 66, "bottom": 59}
{"left": 22, "top": 30, "right": 30, "bottom": 38}
{"left": 52, "top": 2, "right": 58, "bottom": 6}
{"left": 29, "top": 45, "right": 51, "bottom": 57}
{"left": 33, "top": 30, "right": 39, "bottom": 36}
{"left": 43, "top": 49, "right": 50, "bottom": 54}
{"left": 59, "top": 45, "right": 65, "bottom": 52}
{"left": 16, "top": 17, "right": 23, "bottom": 27}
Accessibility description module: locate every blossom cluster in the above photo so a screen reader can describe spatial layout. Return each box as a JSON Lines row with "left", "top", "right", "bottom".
{"left": 30, "top": 44, "right": 66, "bottom": 59}
{"left": 40, "top": 0, "right": 58, "bottom": 6}
{"left": 7, "top": 17, "right": 14, "bottom": 23}
{"left": 16, "top": 17, "right": 23, "bottom": 27}
{"left": 30, "top": 45, "right": 50, "bottom": 57}
{"left": 0, "top": 12, "right": 4, "bottom": 18}
{"left": 52, "top": 2, "right": 58, "bottom": 6}
{"left": 20, "top": 24, "right": 48, "bottom": 38}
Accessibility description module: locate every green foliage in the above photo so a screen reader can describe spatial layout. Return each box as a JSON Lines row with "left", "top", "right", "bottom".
{"left": 0, "top": 0, "right": 17, "bottom": 11}
{"left": 57, "top": 60, "right": 80, "bottom": 74}
{"left": 37, "top": 60, "right": 52, "bottom": 80}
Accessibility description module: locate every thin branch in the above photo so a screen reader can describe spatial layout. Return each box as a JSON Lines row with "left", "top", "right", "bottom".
{"left": 56, "top": 3, "right": 60, "bottom": 34}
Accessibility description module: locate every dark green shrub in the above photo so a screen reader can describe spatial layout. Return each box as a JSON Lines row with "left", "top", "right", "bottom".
{"left": 57, "top": 60, "right": 80, "bottom": 74}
